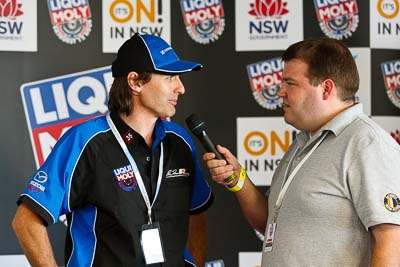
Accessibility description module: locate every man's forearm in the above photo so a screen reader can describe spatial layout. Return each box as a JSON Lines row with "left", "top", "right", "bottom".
{"left": 188, "top": 212, "right": 208, "bottom": 267}
{"left": 12, "top": 204, "right": 58, "bottom": 267}
{"left": 371, "top": 224, "right": 400, "bottom": 267}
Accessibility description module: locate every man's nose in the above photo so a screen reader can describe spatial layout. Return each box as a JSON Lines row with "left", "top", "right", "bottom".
{"left": 277, "top": 85, "right": 286, "bottom": 97}
{"left": 175, "top": 76, "right": 185, "bottom": 95}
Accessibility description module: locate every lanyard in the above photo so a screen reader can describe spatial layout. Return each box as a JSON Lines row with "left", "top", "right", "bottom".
{"left": 272, "top": 131, "right": 328, "bottom": 223}
{"left": 106, "top": 114, "right": 164, "bottom": 224}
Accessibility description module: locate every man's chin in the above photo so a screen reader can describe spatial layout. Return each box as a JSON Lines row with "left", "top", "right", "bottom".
{"left": 163, "top": 109, "right": 176, "bottom": 118}
{"left": 283, "top": 116, "right": 294, "bottom": 126}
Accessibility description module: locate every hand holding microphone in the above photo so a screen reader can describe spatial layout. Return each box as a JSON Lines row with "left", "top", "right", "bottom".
{"left": 185, "top": 114, "right": 236, "bottom": 183}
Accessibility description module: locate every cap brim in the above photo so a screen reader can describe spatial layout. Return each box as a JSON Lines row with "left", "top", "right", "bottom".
{"left": 154, "top": 60, "right": 203, "bottom": 75}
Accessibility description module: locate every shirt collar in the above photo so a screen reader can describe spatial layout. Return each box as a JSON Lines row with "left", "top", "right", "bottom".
{"left": 109, "top": 112, "right": 167, "bottom": 150}
{"left": 319, "top": 103, "right": 363, "bottom": 136}
{"left": 295, "top": 103, "right": 363, "bottom": 148}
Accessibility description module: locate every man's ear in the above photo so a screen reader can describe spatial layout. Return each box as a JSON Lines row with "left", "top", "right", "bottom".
{"left": 127, "top": 71, "right": 141, "bottom": 95}
{"left": 321, "top": 79, "right": 334, "bottom": 100}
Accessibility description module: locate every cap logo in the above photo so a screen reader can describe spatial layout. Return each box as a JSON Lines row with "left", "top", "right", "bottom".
{"left": 384, "top": 193, "right": 400, "bottom": 212}
{"left": 160, "top": 47, "right": 173, "bottom": 55}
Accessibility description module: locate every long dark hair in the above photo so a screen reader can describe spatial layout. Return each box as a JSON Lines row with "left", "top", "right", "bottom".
{"left": 108, "top": 72, "right": 152, "bottom": 116}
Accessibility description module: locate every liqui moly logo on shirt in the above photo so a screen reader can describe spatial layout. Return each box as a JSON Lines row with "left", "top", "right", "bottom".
{"left": 246, "top": 57, "right": 283, "bottom": 110}
{"left": 47, "top": 0, "right": 92, "bottom": 44}
{"left": 381, "top": 59, "right": 400, "bottom": 109}
{"left": 313, "top": 0, "right": 359, "bottom": 39}
{"left": 180, "top": 0, "right": 225, "bottom": 44}
{"left": 113, "top": 164, "right": 137, "bottom": 192}
{"left": 20, "top": 66, "right": 113, "bottom": 168}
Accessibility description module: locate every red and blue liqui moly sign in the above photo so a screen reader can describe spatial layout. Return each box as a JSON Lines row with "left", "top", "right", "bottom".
{"left": 381, "top": 59, "right": 400, "bottom": 110}
{"left": 47, "top": 0, "right": 92, "bottom": 44}
{"left": 20, "top": 66, "right": 113, "bottom": 167}
{"left": 246, "top": 57, "right": 283, "bottom": 110}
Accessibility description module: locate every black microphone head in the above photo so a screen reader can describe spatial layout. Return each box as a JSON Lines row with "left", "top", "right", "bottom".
{"left": 185, "top": 113, "right": 206, "bottom": 136}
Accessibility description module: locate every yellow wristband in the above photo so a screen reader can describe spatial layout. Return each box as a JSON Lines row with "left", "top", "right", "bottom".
{"left": 226, "top": 167, "right": 246, "bottom": 192}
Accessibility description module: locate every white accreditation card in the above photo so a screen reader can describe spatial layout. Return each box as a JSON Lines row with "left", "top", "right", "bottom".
{"left": 141, "top": 222, "right": 165, "bottom": 264}
{"left": 264, "top": 223, "right": 276, "bottom": 252}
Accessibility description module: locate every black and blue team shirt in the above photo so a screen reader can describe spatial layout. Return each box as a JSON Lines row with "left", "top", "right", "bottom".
{"left": 17, "top": 112, "right": 213, "bottom": 267}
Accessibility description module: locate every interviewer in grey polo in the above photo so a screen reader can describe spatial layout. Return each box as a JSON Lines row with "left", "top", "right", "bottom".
{"left": 203, "top": 37, "right": 400, "bottom": 266}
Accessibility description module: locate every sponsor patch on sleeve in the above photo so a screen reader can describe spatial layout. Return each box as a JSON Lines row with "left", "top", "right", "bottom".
{"left": 384, "top": 193, "right": 400, "bottom": 212}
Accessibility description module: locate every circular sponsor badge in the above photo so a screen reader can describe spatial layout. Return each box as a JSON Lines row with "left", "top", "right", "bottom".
{"left": 384, "top": 193, "right": 400, "bottom": 212}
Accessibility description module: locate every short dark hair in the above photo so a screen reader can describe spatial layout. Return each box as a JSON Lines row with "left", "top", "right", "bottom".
{"left": 282, "top": 38, "right": 359, "bottom": 101}
{"left": 108, "top": 72, "right": 152, "bottom": 116}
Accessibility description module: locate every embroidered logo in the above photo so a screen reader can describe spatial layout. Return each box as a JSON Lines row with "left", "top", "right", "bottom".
{"left": 28, "top": 171, "right": 48, "bottom": 193}
{"left": 123, "top": 130, "right": 135, "bottom": 144}
{"left": 384, "top": 193, "right": 400, "bottom": 212}
{"left": 165, "top": 168, "right": 190, "bottom": 178}
{"left": 113, "top": 164, "right": 137, "bottom": 192}
{"left": 313, "top": 0, "right": 359, "bottom": 40}
{"left": 391, "top": 129, "right": 400, "bottom": 145}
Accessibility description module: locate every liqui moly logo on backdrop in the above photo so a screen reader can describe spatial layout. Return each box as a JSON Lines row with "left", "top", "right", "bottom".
{"left": 248, "top": 0, "right": 289, "bottom": 39}
{"left": 381, "top": 59, "right": 400, "bottom": 109}
{"left": 20, "top": 66, "right": 113, "bottom": 167}
{"left": 313, "top": 0, "right": 359, "bottom": 39}
{"left": 180, "top": 0, "right": 225, "bottom": 44}
{"left": 47, "top": 0, "right": 92, "bottom": 44}
{"left": 246, "top": 57, "right": 283, "bottom": 110}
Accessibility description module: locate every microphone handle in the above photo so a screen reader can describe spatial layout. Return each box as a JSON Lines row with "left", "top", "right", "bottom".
{"left": 200, "top": 133, "right": 224, "bottom": 160}
{"left": 200, "top": 132, "right": 236, "bottom": 183}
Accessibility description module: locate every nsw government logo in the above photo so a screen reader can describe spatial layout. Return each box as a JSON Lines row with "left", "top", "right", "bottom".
{"left": 113, "top": 165, "right": 137, "bottom": 192}
{"left": 0, "top": 0, "right": 23, "bottom": 40}
{"left": 246, "top": 58, "right": 283, "bottom": 110}
{"left": 381, "top": 59, "right": 400, "bottom": 109}
{"left": 313, "top": 0, "right": 359, "bottom": 40}
{"left": 47, "top": 0, "right": 92, "bottom": 44}
{"left": 247, "top": 0, "right": 289, "bottom": 40}
{"left": 0, "top": 0, "right": 23, "bottom": 19}
{"left": 180, "top": 0, "right": 225, "bottom": 44}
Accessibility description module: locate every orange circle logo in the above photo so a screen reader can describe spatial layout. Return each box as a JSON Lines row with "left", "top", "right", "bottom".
{"left": 244, "top": 131, "right": 268, "bottom": 156}
{"left": 110, "top": 0, "right": 133, "bottom": 23}
{"left": 377, "top": 0, "right": 399, "bottom": 19}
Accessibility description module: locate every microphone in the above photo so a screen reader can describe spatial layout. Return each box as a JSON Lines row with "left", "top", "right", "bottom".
{"left": 185, "top": 114, "right": 236, "bottom": 183}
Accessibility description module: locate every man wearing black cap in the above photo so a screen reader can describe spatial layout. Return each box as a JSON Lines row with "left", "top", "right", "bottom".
{"left": 12, "top": 33, "right": 213, "bottom": 267}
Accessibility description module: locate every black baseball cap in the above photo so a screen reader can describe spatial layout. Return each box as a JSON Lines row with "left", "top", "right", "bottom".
{"left": 111, "top": 33, "right": 203, "bottom": 77}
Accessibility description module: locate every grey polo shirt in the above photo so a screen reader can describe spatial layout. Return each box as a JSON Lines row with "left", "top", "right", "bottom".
{"left": 262, "top": 103, "right": 400, "bottom": 267}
